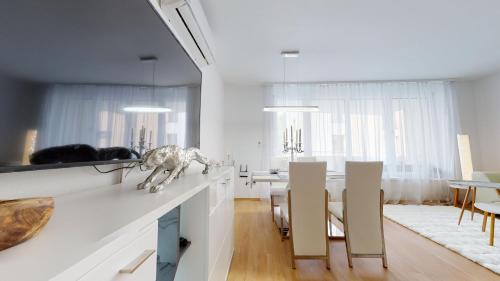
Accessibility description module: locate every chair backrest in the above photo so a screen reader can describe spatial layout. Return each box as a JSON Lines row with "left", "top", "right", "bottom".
{"left": 457, "top": 134, "right": 474, "bottom": 180}
{"left": 472, "top": 171, "right": 500, "bottom": 203}
{"left": 296, "top": 156, "right": 317, "bottom": 162}
{"left": 344, "top": 161, "right": 384, "bottom": 255}
{"left": 289, "top": 162, "right": 327, "bottom": 256}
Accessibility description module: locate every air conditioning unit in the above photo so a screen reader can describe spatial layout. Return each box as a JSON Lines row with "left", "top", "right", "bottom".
{"left": 160, "top": 0, "right": 215, "bottom": 67}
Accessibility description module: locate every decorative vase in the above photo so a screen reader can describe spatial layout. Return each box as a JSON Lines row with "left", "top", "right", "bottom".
{"left": 0, "top": 197, "right": 54, "bottom": 251}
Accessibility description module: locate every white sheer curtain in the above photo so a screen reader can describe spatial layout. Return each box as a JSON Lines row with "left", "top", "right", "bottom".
{"left": 37, "top": 84, "right": 200, "bottom": 150}
{"left": 264, "top": 81, "right": 459, "bottom": 203}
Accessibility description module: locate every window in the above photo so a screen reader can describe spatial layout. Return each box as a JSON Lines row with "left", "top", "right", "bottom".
{"left": 265, "top": 81, "right": 457, "bottom": 180}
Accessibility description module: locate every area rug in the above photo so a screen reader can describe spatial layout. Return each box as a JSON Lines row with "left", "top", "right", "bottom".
{"left": 383, "top": 204, "right": 500, "bottom": 274}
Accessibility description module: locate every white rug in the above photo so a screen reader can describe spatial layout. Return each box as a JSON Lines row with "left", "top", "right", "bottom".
{"left": 383, "top": 205, "right": 500, "bottom": 274}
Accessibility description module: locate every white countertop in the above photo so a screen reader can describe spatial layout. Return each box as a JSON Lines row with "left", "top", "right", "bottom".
{"left": 0, "top": 167, "right": 232, "bottom": 281}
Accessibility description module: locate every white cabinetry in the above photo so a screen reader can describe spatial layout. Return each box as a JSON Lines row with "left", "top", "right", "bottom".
{"left": 79, "top": 222, "right": 158, "bottom": 281}
{"left": 208, "top": 172, "right": 234, "bottom": 281}
{"left": 0, "top": 167, "right": 234, "bottom": 281}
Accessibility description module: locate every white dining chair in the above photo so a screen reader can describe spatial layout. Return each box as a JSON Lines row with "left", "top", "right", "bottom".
{"left": 329, "top": 161, "right": 386, "bottom": 268}
{"left": 454, "top": 134, "right": 477, "bottom": 225}
{"left": 275, "top": 156, "right": 316, "bottom": 224}
{"left": 472, "top": 172, "right": 500, "bottom": 246}
{"left": 279, "top": 162, "right": 330, "bottom": 269}
{"left": 270, "top": 157, "right": 289, "bottom": 222}
{"left": 271, "top": 157, "right": 316, "bottom": 223}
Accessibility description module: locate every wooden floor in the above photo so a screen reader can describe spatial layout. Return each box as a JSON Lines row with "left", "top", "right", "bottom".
{"left": 227, "top": 199, "right": 500, "bottom": 281}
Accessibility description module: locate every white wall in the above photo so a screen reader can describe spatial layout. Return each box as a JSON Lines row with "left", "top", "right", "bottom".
{"left": 471, "top": 70, "right": 500, "bottom": 170}
{"left": 224, "top": 84, "right": 267, "bottom": 198}
{"left": 200, "top": 65, "right": 225, "bottom": 160}
{"left": 452, "top": 81, "right": 482, "bottom": 169}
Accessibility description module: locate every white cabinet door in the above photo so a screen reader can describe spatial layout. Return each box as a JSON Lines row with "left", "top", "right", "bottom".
{"left": 79, "top": 222, "right": 158, "bottom": 281}
{"left": 208, "top": 170, "right": 235, "bottom": 281}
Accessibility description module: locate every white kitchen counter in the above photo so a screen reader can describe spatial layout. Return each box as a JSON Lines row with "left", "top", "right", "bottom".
{"left": 0, "top": 167, "right": 233, "bottom": 281}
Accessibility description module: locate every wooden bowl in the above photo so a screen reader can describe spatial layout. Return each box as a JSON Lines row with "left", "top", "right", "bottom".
{"left": 0, "top": 197, "right": 54, "bottom": 251}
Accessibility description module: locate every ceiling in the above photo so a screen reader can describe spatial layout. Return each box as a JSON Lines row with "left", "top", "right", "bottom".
{"left": 200, "top": 0, "right": 500, "bottom": 84}
{"left": 0, "top": 0, "right": 201, "bottom": 86}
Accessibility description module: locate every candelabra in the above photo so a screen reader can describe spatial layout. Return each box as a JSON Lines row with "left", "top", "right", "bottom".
{"left": 130, "top": 126, "right": 153, "bottom": 157}
{"left": 282, "top": 125, "right": 303, "bottom": 161}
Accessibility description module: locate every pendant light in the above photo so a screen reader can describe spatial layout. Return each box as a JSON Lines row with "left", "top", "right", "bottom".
{"left": 123, "top": 56, "right": 171, "bottom": 113}
{"left": 262, "top": 50, "right": 319, "bottom": 112}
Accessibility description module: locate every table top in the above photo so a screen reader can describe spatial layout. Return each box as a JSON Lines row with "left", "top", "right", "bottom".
{"left": 250, "top": 171, "right": 344, "bottom": 183}
{"left": 448, "top": 180, "right": 500, "bottom": 189}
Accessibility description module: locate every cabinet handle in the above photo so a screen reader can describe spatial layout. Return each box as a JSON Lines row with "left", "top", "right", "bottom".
{"left": 119, "top": 249, "right": 156, "bottom": 274}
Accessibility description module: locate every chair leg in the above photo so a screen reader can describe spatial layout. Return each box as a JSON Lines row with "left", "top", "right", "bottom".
{"left": 482, "top": 211, "right": 489, "bottom": 232}
{"left": 382, "top": 254, "right": 388, "bottom": 268}
{"left": 458, "top": 186, "right": 471, "bottom": 225}
{"left": 280, "top": 212, "right": 285, "bottom": 241}
{"left": 344, "top": 223, "right": 353, "bottom": 268}
{"left": 346, "top": 249, "right": 353, "bottom": 268}
{"left": 325, "top": 191, "right": 331, "bottom": 270}
{"left": 270, "top": 195, "right": 275, "bottom": 222}
{"left": 453, "top": 188, "right": 460, "bottom": 207}
{"left": 471, "top": 187, "right": 476, "bottom": 221}
{"left": 329, "top": 215, "right": 333, "bottom": 237}
{"left": 490, "top": 213, "right": 495, "bottom": 246}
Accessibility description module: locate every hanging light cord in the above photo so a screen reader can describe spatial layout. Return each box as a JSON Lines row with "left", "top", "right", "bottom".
{"left": 92, "top": 162, "right": 137, "bottom": 174}
{"left": 283, "top": 56, "right": 287, "bottom": 85}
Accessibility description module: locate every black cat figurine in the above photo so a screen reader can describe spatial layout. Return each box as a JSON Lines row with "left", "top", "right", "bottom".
{"left": 97, "top": 147, "right": 140, "bottom": 161}
{"left": 30, "top": 144, "right": 140, "bottom": 164}
{"left": 30, "top": 144, "right": 99, "bottom": 164}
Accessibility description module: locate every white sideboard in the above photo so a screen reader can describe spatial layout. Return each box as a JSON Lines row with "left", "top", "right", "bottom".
{"left": 0, "top": 166, "right": 234, "bottom": 281}
{"left": 208, "top": 173, "right": 234, "bottom": 281}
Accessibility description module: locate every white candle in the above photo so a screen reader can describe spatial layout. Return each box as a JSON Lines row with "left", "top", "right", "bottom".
{"left": 299, "top": 129, "right": 302, "bottom": 143}
{"left": 131, "top": 127, "right": 134, "bottom": 143}
{"left": 149, "top": 130, "right": 152, "bottom": 144}
{"left": 140, "top": 126, "right": 145, "bottom": 141}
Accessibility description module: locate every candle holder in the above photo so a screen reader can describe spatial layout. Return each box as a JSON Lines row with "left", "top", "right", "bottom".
{"left": 130, "top": 126, "right": 153, "bottom": 157}
{"left": 282, "top": 125, "right": 304, "bottom": 161}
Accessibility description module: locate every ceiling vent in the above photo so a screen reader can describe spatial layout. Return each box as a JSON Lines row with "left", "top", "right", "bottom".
{"left": 160, "top": 0, "right": 214, "bottom": 67}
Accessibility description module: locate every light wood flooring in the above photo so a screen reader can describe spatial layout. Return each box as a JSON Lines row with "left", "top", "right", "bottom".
{"left": 227, "top": 199, "right": 500, "bottom": 281}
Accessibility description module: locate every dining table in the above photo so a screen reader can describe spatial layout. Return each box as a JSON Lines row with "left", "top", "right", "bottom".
{"left": 248, "top": 170, "right": 345, "bottom": 188}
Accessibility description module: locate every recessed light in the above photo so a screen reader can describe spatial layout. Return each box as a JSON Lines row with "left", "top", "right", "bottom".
{"left": 263, "top": 106, "right": 319, "bottom": 112}
{"left": 139, "top": 56, "right": 158, "bottom": 62}
{"left": 123, "top": 107, "right": 171, "bottom": 113}
{"left": 280, "top": 50, "right": 300, "bottom": 58}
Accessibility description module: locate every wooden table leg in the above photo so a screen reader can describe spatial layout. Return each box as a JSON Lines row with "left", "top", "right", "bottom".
{"left": 471, "top": 187, "right": 476, "bottom": 221}
{"left": 453, "top": 188, "right": 460, "bottom": 207}
{"left": 490, "top": 213, "right": 495, "bottom": 246}
{"left": 482, "top": 211, "right": 489, "bottom": 232}
{"left": 458, "top": 186, "right": 471, "bottom": 225}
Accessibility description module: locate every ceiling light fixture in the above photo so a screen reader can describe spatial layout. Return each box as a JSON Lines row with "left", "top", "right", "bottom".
{"left": 123, "top": 107, "right": 171, "bottom": 113}
{"left": 263, "top": 106, "right": 319, "bottom": 112}
{"left": 280, "top": 50, "right": 300, "bottom": 58}
{"left": 263, "top": 51, "right": 319, "bottom": 113}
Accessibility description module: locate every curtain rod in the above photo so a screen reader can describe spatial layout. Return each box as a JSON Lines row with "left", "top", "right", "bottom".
{"left": 262, "top": 77, "right": 463, "bottom": 86}
{"left": 51, "top": 82, "right": 200, "bottom": 89}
